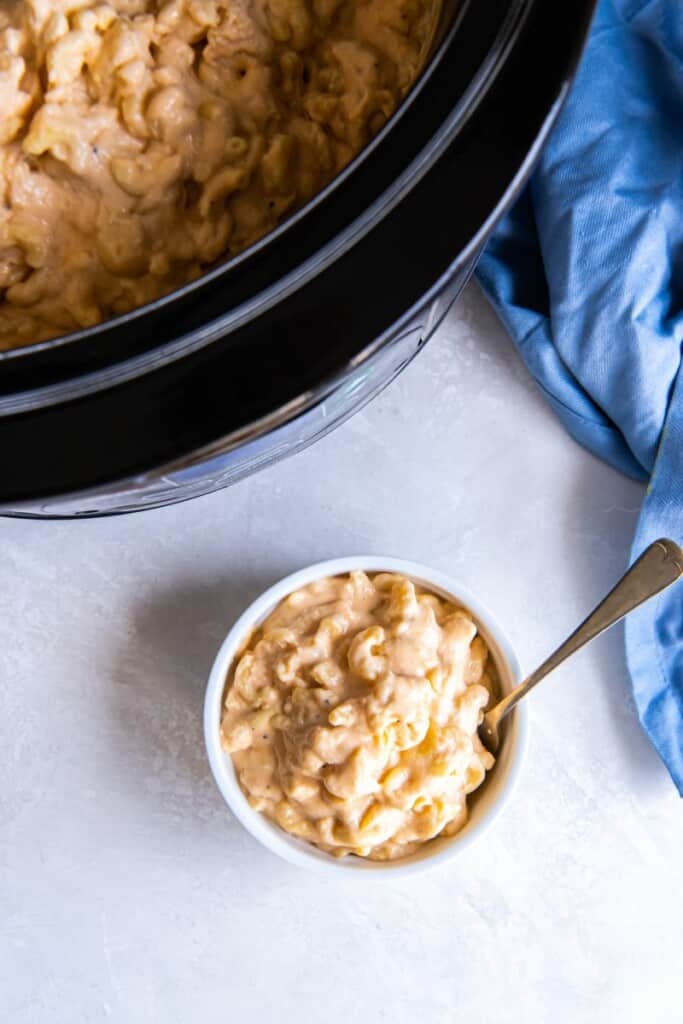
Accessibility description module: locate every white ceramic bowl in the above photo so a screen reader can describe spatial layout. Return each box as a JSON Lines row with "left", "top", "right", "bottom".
{"left": 204, "top": 556, "right": 528, "bottom": 876}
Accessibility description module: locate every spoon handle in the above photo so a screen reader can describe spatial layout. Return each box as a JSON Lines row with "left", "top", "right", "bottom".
{"left": 487, "top": 538, "right": 683, "bottom": 730}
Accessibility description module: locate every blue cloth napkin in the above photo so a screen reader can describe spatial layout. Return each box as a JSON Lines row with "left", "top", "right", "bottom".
{"left": 477, "top": 0, "right": 683, "bottom": 792}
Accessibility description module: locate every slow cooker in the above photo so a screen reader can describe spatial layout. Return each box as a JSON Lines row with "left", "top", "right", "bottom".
{"left": 0, "top": 0, "right": 596, "bottom": 517}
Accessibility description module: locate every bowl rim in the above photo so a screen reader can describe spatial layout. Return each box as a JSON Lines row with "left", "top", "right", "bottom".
{"left": 204, "top": 556, "right": 529, "bottom": 876}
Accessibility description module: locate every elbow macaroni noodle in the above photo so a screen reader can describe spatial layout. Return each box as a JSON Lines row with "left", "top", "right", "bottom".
{"left": 0, "top": 0, "right": 438, "bottom": 348}
{"left": 221, "top": 572, "right": 496, "bottom": 860}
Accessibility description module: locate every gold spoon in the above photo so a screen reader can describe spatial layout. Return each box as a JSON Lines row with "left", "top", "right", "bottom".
{"left": 479, "top": 538, "right": 683, "bottom": 754}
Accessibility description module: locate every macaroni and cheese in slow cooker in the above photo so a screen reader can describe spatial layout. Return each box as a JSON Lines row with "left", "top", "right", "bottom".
{"left": 0, "top": 0, "right": 438, "bottom": 349}
{"left": 221, "top": 572, "right": 496, "bottom": 860}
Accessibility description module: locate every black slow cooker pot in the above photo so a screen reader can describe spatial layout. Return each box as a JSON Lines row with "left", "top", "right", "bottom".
{"left": 0, "top": 0, "right": 596, "bottom": 517}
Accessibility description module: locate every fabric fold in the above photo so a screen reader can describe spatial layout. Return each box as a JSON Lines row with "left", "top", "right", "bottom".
{"left": 477, "top": 0, "right": 683, "bottom": 790}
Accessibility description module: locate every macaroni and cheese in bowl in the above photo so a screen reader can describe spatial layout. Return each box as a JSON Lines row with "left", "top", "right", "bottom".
{"left": 204, "top": 557, "right": 528, "bottom": 874}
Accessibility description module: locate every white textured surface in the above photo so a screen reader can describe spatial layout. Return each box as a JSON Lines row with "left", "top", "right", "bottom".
{"left": 1, "top": 284, "right": 680, "bottom": 1023}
